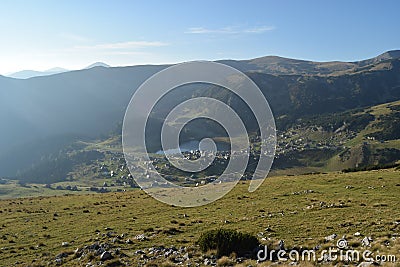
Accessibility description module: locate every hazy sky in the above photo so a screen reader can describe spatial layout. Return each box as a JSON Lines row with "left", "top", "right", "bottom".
{"left": 1, "top": 0, "right": 399, "bottom": 74}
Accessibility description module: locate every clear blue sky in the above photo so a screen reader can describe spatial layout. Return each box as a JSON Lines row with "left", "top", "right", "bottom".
{"left": 1, "top": 0, "right": 399, "bottom": 74}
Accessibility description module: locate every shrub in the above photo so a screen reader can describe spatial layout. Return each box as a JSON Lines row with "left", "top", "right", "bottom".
{"left": 197, "top": 229, "right": 259, "bottom": 257}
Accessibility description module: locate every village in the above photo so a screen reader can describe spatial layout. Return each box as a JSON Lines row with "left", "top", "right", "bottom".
{"left": 50, "top": 120, "right": 366, "bottom": 194}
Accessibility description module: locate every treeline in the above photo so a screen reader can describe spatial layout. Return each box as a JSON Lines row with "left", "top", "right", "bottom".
{"left": 17, "top": 150, "right": 104, "bottom": 184}
{"left": 342, "top": 163, "right": 400, "bottom": 173}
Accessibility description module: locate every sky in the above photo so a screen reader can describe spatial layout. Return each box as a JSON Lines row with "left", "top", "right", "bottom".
{"left": 0, "top": 0, "right": 399, "bottom": 74}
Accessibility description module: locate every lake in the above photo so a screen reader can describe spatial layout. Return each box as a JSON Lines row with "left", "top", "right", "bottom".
{"left": 156, "top": 140, "right": 230, "bottom": 155}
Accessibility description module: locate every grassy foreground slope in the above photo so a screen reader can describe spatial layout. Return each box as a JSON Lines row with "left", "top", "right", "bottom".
{"left": 0, "top": 169, "right": 399, "bottom": 266}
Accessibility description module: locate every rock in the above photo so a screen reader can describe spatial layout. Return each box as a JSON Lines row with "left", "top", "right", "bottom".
{"left": 56, "top": 252, "right": 69, "bottom": 259}
{"left": 135, "top": 234, "right": 147, "bottom": 241}
{"left": 204, "top": 258, "right": 211, "bottom": 265}
{"left": 95, "top": 247, "right": 105, "bottom": 255}
{"left": 125, "top": 239, "right": 133, "bottom": 244}
{"left": 361, "top": 236, "right": 373, "bottom": 247}
{"left": 354, "top": 232, "right": 361, "bottom": 236}
{"left": 61, "top": 242, "right": 69, "bottom": 247}
{"left": 183, "top": 252, "right": 190, "bottom": 260}
{"left": 164, "top": 250, "right": 172, "bottom": 257}
{"left": 88, "top": 242, "right": 100, "bottom": 250}
{"left": 106, "top": 231, "right": 115, "bottom": 237}
{"left": 100, "top": 251, "right": 113, "bottom": 261}
{"left": 325, "top": 234, "right": 337, "bottom": 241}
{"left": 74, "top": 247, "right": 83, "bottom": 257}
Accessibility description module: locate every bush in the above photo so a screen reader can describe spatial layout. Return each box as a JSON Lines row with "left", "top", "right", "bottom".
{"left": 197, "top": 229, "right": 259, "bottom": 257}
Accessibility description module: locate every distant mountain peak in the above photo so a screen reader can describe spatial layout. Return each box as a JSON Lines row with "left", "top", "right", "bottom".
{"left": 7, "top": 68, "right": 69, "bottom": 79}
{"left": 46, "top": 67, "right": 68, "bottom": 72}
{"left": 85, "top": 62, "right": 110, "bottom": 69}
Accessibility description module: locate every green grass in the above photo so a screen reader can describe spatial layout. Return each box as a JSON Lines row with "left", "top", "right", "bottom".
{"left": 0, "top": 168, "right": 399, "bottom": 266}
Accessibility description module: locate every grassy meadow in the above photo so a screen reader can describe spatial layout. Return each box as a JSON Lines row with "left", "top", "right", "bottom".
{"left": 0, "top": 168, "right": 399, "bottom": 266}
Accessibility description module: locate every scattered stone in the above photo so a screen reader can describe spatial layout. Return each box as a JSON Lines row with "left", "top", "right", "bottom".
{"left": 354, "top": 232, "right": 361, "bottom": 236}
{"left": 106, "top": 231, "right": 115, "bottom": 238}
{"left": 125, "top": 239, "right": 133, "bottom": 244}
{"left": 100, "top": 251, "right": 113, "bottom": 261}
{"left": 61, "top": 242, "right": 69, "bottom": 247}
{"left": 325, "top": 234, "right": 337, "bottom": 241}
{"left": 56, "top": 252, "right": 69, "bottom": 259}
{"left": 183, "top": 252, "right": 190, "bottom": 260}
{"left": 361, "top": 236, "right": 373, "bottom": 247}
{"left": 134, "top": 234, "right": 147, "bottom": 241}
{"left": 74, "top": 247, "right": 83, "bottom": 256}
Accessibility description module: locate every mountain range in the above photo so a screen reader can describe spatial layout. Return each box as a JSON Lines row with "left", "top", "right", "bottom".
{"left": 7, "top": 67, "right": 69, "bottom": 79}
{"left": 1, "top": 51, "right": 400, "bottom": 177}
{"left": 6, "top": 62, "right": 110, "bottom": 79}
